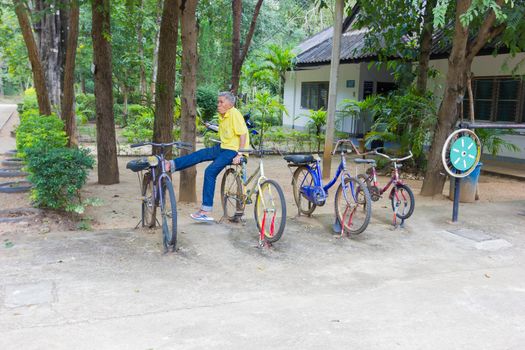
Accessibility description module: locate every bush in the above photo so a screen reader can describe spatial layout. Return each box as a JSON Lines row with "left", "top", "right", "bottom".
{"left": 16, "top": 110, "right": 67, "bottom": 157}
{"left": 122, "top": 109, "right": 154, "bottom": 143}
{"left": 196, "top": 86, "right": 217, "bottom": 121}
{"left": 17, "top": 88, "right": 38, "bottom": 114}
{"left": 25, "top": 147, "right": 95, "bottom": 212}
{"left": 76, "top": 93, "right": 96, "bottom": 122}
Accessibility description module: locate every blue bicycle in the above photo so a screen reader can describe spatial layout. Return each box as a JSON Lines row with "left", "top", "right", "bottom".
{"left": 284, "top": 139, "right": 372, "bottom": 235}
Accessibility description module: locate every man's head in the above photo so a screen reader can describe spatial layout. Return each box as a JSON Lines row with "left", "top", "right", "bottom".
{"left": 218, "top": 91, "right": 236, "bottom": 115}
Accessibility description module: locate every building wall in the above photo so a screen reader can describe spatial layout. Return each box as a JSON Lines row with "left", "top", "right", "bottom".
{"left": 428, "top": 53, "right": 525, "bottom": 160}
{"left": 283, "top": 62, "right": 393, "bottom": 132}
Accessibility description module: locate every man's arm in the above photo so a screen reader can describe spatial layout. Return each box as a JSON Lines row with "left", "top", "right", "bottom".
{"left": 238, "top": 133, "right": 247, "bottom": 151}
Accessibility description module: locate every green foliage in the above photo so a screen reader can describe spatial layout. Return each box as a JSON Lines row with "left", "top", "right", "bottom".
{"left": 122, "top": 109, "right": 154, "bottom": 143}
{"left": 196, "top": 86, "right": 218, "bottom": 121}
{"left": 476, "top": 129, "right": 521, "bottom": 156}
{"left": 305, "top": 109, "right": 327, "bottom": 153}
{"left": 16, "top": 110, "right": 68, "bottom": 157}
{"left": 76, "top": 93, "right": 96, "bottom": 122}
{"left": 244, "top": 91, "right": 288, "bottom": 147}
{"left": 339, "top": 89, "right": 438, "bottom": 172}
{"left": 25, "top": 147, "right": 95, "bottom": 211}
{"left": 17, "top": 88, "right": 38, "bottom": 114}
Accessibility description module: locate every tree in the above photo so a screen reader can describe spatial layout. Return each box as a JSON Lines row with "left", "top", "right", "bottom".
{"left": 179, "top": 0, "right": 198, "bottom": 203}
{"left": 421, "top": 0, "right": 524, "bottom": 196}
{"left": 92, "top": 0, "right": 119, "bottom": 184}
{"left": 13, "top": 0, "right": 51, "bottom": 115}
{"left": 322, "top": 0, "right": 344, "bottom": 180}
{"left": 33, "top": 0, "right": 67, "bottom": 108}
{"left": 153, "top": 0, "right": 179, "bottom": 156}
{"left": 61, "top": 0, "right": 80, "bottom": 147}
{"left": 230, "top": 0, "right": 264, "bottom": 95}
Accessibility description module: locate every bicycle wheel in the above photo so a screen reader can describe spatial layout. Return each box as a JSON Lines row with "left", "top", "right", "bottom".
{"left": 220, "top": 168, "right": 244, "bottom": 221}
{"left": 390, "top": 184, "right": 415, "bottom": 220}
{"left": 334, "top": 174, "right": 372, "bottom": 235}
{"left": 141, "top": 171, "right": 156, "bottom": 227}
{"left": 292, "top": 166, "right": 317, "bottom": 216}
{"left": 254, "top": 179, "right": 287, "bottom": 243}
{"left": 357, "top": 173, "right": 380, "bottom": 202}
{"left": 160, "top": 178, "right": 177, "bottom": 252}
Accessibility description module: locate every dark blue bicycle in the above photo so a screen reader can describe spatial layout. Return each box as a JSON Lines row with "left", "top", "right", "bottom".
{"left": 126, "top": 141, "right": 192, "bottom": 253}
{"left": 284, "top": 139, "right": 372, "bottom": 235}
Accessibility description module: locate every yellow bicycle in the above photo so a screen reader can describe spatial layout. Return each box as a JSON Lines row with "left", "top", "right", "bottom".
{"left": 220, "top": 148, "right": 287, "bottom": 246}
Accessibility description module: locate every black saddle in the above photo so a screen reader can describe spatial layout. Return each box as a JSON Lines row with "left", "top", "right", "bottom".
{"left": 353, "top": 158, "right": 376, "bottom": 165}
{"left": 284, "top": 155, "right": 316, "bottom": 164}
{"left": 126, "top": 158, "right": 151, "bottom": 172}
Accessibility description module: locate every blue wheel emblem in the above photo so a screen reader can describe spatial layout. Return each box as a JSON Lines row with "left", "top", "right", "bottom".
{"left": 450, "top": 136, "right": 478, "bottom": 171}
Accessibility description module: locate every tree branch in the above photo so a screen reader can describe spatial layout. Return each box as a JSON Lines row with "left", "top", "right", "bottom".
{"left": 466, "top": 0, "right": 506, "bottom": 61}
{"left": 239, "top": 0, "right": 264, "bottom": 67}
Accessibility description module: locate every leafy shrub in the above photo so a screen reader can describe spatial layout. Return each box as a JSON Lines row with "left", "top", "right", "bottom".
{"left": 122, "top": 110, "right": 154, "bottom": 143}
{"left": 76, "top": 93, "right": 96, "bottom": 122}
{"left": 16, "top": 110, "right": 67, "bottom": 156}
{"left": 305, "top": 109, "right": 327, "bottom": 153}
{"left": 25, "top": 147, "right": 95, "bottom": 212}
{"left": 127, "top": 104, "right": 152, "bottom": 126}
{"left": 17, "top": 88, "right": 39, "bottom": 114}
{"left": 196, "top": 86, "right": 217, "bottom": 121}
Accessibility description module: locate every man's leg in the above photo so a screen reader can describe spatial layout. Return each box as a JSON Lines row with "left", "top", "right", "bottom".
{"left": 200, "top": 149, "right": 237, "bottom": 212}
{"left": 171, "top": 144, "right": 220, "bottom": 172}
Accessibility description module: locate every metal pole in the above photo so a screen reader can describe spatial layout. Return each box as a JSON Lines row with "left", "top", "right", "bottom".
{"left": 452, "top": 177, "right": 461, "bottom": 222}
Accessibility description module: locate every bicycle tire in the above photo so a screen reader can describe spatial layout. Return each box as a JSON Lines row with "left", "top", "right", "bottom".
{"left": 220, "top": 168, "right": 244, "bottom": 221}
{"left": 357, "top": 173, "right": 380, "bottom": 202}
{"left": 254, "top": 179, "right": 287, "bottom": 243}
{"left": 334, "top": 174, "right": 372, "bottom": 235}
{"left": 292, "top": 166, "right": 317, "bottom": 216}
{"left": 160, "top": 178, "right": 177, "bottom": 252}
{"left": 141, "top": 171, "right": 156, "bottom": 227}
{"left": 390, "top": 184, "right": 415, "bottom": 220}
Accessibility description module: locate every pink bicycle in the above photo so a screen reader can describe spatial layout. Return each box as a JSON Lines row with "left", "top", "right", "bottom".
{"left": 353, "top": 145, "right": 415, "bottom": 223}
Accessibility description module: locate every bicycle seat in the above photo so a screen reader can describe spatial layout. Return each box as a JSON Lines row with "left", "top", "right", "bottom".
{"left": 353, "top": 158, "right": 376, "bottom": 165}
{"left": 284, "top": 155, "right": 315, "bottom": 164}
{"left": 126, "top": 158, "right": 151, "bottom": 172}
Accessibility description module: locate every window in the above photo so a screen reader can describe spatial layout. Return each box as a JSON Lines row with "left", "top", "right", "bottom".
{"left": 301, "top": 82, "right": 329, "bottom": 110}
{"left": 464, "top": 77, "right": 525, "bottom": 122}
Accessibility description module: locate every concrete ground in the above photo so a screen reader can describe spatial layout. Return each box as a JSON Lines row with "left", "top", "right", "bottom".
{"left": 1, "top": 103, "right": 525, "bottom": 349}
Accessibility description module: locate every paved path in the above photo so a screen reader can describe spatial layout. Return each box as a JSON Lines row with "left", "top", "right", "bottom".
{"left": 1, "top": 198, "right": 525, "bottom": 349}
{"left": 0, "top": 104, "right": 17, "bottom": 153}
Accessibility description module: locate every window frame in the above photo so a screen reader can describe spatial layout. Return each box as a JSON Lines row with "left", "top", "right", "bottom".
{"left": 466, "top": 76, "right": 525, "bottom": 123}
{"left": 300, "top": 81, "right": 329, "bottom": 110}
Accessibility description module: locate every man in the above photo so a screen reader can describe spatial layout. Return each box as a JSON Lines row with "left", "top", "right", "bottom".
{"left": 167, "top": 91, "right": 249, "bottom": 222}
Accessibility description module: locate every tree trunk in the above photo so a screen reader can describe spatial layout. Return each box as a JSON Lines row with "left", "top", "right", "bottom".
{"left": 322, "top": 0, "right": 344, "bottom": 180}
{"left": 416, "top": 0, "right": 437, "bottom": 94}
{"left": 62, "top": 0, "right": 79, "bottom": 147}
{"left": 34, "top": 0, "right": 64, "bottom": 109}
{"left": 153, "top": 0, "right": 179, "bottom": 156}
{"left": 230, "top": 0, "right": 264, "bottom": 95}
{"left": 13, "top": 0, "right": 51, "bottom": 115}
{"left": 150, "top": 0, "right": 163, "bottom": 101}
{"left": 136, "top": 0, "right": 147, "bottom": 103}
{"left": 421, "top": 0, "right": 506, "bottom": 196}
{"left": 92, "top": 0, "right": 119, "bottom": 185}
{"left": 179, "top": 0, "right": 198, "bottom": 203}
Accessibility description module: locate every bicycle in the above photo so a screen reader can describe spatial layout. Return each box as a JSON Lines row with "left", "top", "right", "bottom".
{"left": 126, "top": 141, "right": 192, "bottom": 253}
{"left": 220, "top": 147, "right": 287, "bottom": 247}
{"left": 352, "top": 145, "right": 415, "bottom": 224}
{"left": 285, "top": 139, "right": 372, "bottom": 236}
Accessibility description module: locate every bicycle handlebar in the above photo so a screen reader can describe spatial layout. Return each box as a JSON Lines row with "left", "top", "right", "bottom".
{"left": 374, "top": 149, "right": 413, "bottom": 162}
{"left": 332, "top": 139, "right": 358, "bottom": 155}
{"left": 130, "top": 141, "right": 193, "bottom": 151}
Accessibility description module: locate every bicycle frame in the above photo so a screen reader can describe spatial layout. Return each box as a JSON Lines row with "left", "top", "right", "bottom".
{"left": 367, "top": 161, "right": 403, "bottom": 196}
{"left": 297, "top": 152, "right": 355, "bottom": 205}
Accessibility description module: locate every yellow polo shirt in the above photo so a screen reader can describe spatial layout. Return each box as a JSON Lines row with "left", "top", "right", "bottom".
{"left": 219, "top": 107, "right": 249, "bottom": 151}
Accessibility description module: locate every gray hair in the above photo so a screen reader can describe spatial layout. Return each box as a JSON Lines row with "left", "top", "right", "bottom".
{"left": 218, "top": 91, "right": 236, "bottom": 105}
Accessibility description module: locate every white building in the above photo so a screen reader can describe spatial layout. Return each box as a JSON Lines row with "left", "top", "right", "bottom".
{"left": 283, "top": 11, "right": 525, "bottom": 161}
